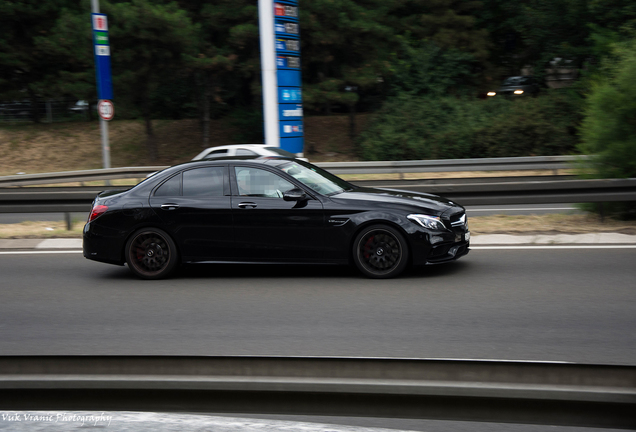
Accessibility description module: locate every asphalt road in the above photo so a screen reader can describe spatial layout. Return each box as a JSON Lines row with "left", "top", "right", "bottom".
{"left": 1, "top": 247, "right": 634, "bottom": 365}
{"left": 1, "top": 247, "right": 634, "bottom": 432}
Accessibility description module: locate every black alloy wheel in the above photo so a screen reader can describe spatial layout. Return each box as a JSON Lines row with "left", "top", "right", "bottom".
{"left": 125, "top": 228, "right": 178, "bottom": 280}
{"left": 353, "top": 225, "right": 409, "bottom": 278}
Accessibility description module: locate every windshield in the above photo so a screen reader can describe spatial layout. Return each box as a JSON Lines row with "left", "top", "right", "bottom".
{"left": 502, "top": 76, "right": 533, "bottom": 86}
{"left": 279, "top": 161, "right": 355, "bottom": 195}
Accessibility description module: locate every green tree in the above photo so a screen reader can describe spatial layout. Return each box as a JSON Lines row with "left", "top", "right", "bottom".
{"left": 178, "top": 0, "right": 260, "bottom": 147}
{"left": 388, "top": 39, "right": 480, "bottom": 97}
{"left": 579, "top": 41, "right": 636, "bottom": 177}
{"left": 0, "top": 0, "right": 83, "bottom": 121}
{"left": 105, "top": 0, "right": 198, "bottom": 160}
{"left": 32, "top": 6, "right": 97, "bottom": 106}
{"left": 578, "top": 40, "right": 636, "bottom": 218}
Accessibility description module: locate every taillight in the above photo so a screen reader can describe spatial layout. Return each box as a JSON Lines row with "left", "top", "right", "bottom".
{"left": 88, "top": 204, "right": 108, "bottom": 222}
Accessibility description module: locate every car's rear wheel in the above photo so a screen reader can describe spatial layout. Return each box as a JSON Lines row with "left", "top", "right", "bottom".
{"left": 353, "top": 225, "right": 409, "bottom": 279}
{"left": 125, "top": 228, "right": 178, "bottom": 280}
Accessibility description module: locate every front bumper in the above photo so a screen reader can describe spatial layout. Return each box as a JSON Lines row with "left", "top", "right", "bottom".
{"left": 426, "top": 240, "right": 470, "bottom": 263}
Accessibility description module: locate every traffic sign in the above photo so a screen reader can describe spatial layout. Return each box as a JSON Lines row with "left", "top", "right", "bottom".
{"left": 92, "top": 13, "right": 113, "bottom": 100}
{"left": 98, "top": 100, "right": 114, "bottom": 121}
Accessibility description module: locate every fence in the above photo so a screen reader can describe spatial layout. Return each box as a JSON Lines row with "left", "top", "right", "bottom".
{"left": 0, "top": 98, "right": 94, "bottom": 123}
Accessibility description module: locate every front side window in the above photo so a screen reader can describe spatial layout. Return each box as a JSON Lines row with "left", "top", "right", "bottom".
{"left": 234, "top": 167, "right": 294, "bottom": 198}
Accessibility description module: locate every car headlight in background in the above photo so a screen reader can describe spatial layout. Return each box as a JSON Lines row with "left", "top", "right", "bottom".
{"left": 407, "top": 214, "right": 447, "bottom": 231}
{"left": 514, "top": 89, "right": 524, "bottom": 95}
{"left": 487, "top": 91, "right": 496, "bottom": 97}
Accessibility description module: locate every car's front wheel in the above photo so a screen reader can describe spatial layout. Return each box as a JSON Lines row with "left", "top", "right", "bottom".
{"left": 353, "top": 225, "right": 409, "bottom": 279}
{"left": 125, "top": 228, "right": 178, "bottom": 280}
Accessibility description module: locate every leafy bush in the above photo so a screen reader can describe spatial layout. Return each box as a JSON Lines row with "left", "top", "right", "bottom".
{"left": 358, "top": 91, "right": 582, "bottom": 161}
{"left": 578, "top": 39, "right": 636, "bottom": 218}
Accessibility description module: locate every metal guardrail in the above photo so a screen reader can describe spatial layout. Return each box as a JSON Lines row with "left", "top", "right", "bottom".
{"left": 0, "top": 166, "right": 167, "bottom": 187}
{"left": 1, "top": 156, "right": 633, "bottom": 229}
{"left": 0, "top": 356, "right": 634, "bottom": 429}
{"left": 366, "top": 177, "right": 636, "bottom": 206}
{"left": 1, "top": 178, "right": 635, "bottom": 215}
{"left": 0, "top": 156, "right": 581, "bottom": 187}
{"left": 318, "top": 155, "right": 582, "bottom": 175}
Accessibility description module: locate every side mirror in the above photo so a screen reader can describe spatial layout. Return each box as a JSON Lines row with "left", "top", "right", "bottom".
{"left": 283, "top": 188, "right": 307, "bottom": 202}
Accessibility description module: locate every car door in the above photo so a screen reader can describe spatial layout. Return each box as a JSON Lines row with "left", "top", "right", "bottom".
{"left": 149, "top": 165, "right": 234, "bottom": 261}
{"left": 230, "top": 165, "right": 326, "bottom": 262}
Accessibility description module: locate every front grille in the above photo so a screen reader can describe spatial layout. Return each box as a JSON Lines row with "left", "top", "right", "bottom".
{"left": 450, "top": 212, "right": 467, "bottom": 228}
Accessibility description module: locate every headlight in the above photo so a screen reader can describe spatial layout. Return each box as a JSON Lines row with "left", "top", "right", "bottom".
{"left": 407, "top": 214, "right": 447, "bottom": 231}
{"left": 487, "top": 91, "right": 496, "bottom": 97}
{"left": 514, "top": 89, "right": 524, "bottom": 95}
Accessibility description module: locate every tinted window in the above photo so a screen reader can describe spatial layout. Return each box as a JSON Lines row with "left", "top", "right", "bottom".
{"left": 279, "top": 161, "right": 353, "bottom": 195}
{"left": 235, "top": 167, "right": 294, "bottom": 198}
{"left": 264, "top": 147, "right": 297, "bottom": 158}
{"left": 235, "top": 148, "right": 258, "bottom": 156}
{"left": 183, "top": 167, "right": 225, "bottom": 196}
{"left": 154, "top": 174, "right": 181, "bottom": 196}
{"left": 203, "top": 149, "right": 228, "bottom": 159}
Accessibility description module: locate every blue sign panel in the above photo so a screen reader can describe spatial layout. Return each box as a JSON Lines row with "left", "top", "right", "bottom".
{"left": 91, "top": 13, "right": 113, "bottom": 101}
{"left": 277, "top": 55, "right": 300, "bottom": 69}
{"left": 279, "top": 103, "right": 303, "bottom": 121}
{"left": 275, "top": 20, "right": 300, "bottom": 37}
{"left": 277, "top": 69, "right": 301, "bottom": 87}
{"left": 280, "top": 137, "right": 304, "bottom": 153}
{"left": 276, "top": 38, "right": 300, "bottom": 53}
{"left": 273, "top": 1, "right": 302, "bottom": 154}
{"left": 280, "top": 121, "right": 304, "bottom": 138}
{"left": 279, "top": 87, "right": 302, "bottom": 103}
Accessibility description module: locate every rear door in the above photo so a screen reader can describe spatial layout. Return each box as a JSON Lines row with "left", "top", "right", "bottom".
{"left": 149, "top": 165, "right": 234, "bottom": 261}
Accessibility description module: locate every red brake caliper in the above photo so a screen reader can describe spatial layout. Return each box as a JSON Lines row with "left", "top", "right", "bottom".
{"left": 363, "top": 236, "right": 375, "bottom": 259}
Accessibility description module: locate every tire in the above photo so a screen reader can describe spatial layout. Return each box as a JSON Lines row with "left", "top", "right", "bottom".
{"left": 352, "top": 225, "right": 409, "bottom": 279}
{"left": 125, "top": 228, "right": 178, "bottom": 280}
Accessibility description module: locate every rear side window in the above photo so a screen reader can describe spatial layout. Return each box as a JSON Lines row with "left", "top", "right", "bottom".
{"left": 235, "top": 148, "right": 258, "bottom": 156}
{"left": 202, "top": 149, "right": 228, "bottom": 159}
{"left": 154, "top": 167, "right": 225, "bottom": 197}
{"left": 154, "top": 174, "right": 181, "bottom": 196}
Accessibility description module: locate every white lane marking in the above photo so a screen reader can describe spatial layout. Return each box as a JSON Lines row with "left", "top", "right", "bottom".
{"left": 468, "top": 207, "right": 574, "bottom": 212}
{"left": 0, "top": 250, "right": 83, "bottom": 255}
{"left": 472, "top": 245, "right": 636, "bottom": 250}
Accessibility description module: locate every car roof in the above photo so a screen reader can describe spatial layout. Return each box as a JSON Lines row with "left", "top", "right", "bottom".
{"left": 163, "top": 156, "right": 294, "bottom": 173}
{"left": 202, "top": 144, "right": 267, "bottom": 151}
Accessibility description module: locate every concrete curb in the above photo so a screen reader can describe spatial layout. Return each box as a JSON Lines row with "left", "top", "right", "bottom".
{"left": 2, "top": 234, "right": 636, "bottom": 250}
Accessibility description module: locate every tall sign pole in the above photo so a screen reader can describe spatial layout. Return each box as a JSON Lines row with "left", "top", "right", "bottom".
{"left": 259, "top": 0, "right": 304, "bottom": 156}
{"left": 91, "top": 0, "right": 113, "bottom": 169}
{"left": 259, "top": 0, "right": 280, "bottom": 149}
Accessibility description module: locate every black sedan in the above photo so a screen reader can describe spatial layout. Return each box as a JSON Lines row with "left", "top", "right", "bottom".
{"left": 83, "top": 157, "right": 470, "bottom": 279}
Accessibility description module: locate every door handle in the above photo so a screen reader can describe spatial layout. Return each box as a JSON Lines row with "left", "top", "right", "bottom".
{"left": 160, "top": 203, "right": 180, "bottom": 210}
{"left": 238, "top": 202, "right": 257, "bottom": 209}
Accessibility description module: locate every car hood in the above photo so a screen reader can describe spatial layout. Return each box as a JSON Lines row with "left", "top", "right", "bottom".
{"left": 331, "top": 187, "right": 463, "bottom": 216}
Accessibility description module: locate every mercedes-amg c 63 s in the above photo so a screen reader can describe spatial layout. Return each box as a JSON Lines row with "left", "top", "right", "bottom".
{"left": 83, "top": 157, "right": 469, "bottom": 279}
